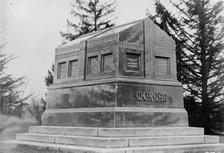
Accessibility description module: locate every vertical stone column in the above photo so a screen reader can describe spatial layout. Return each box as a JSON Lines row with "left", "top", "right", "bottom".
{"left": 78, "top": 41, "right": 87, "bottom": 80}
{"left": 144, "top": 18, "right": 154, "bottom": 79}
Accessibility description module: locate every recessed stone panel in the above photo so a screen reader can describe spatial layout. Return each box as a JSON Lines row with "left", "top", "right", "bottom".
{"left": 87, "top": 56, "right": 98, "bottom": 74}
{"left": 101, "top": 53, "right": 113, "bottom": 72}
{"left": 126, "top": 53, "right": 140, "bottom": 71}
{"left": 57, "top": 62, "right": 66, "bottom": 79}
{"left": 155, "top": 56, "right": 170, "bottom": 75}
{"left": 68, "top": 60, "right": 78, "bottom": 78}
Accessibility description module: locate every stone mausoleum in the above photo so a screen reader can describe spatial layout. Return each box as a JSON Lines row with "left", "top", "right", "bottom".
{"left": 43, "top": 18, "right": 187, "bottom": 127}
{"left": 4, "top": 18, "right": 224, "bottom": 153}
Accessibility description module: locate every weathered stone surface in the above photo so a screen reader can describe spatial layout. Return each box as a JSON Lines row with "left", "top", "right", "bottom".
{"left": 29, "top": 126, "right": 204, "bottom": 137}
{"left": 128, "top": 136, "right": 205, "bottom": 147}
{"left": 204, "top": 135, "right": 220, "bottom": 144}
{"left": 14, "top": 131, "right": 221, "bottom": 148}
{"left": 46, "top": 81, "right": 184, "bottom": 109}
{"left": 42, "top": 107, "right": 188, "bottom": 127}
{"left": 55, "top": 136, "right": 128, "bottom": 148}
{"left": 3, "top": 137, "right": 224, "bottom": 153}
{"left": 97, "top": 127, "right": 204, "bottom": 137}
{"left": 16, "top": 133, "right": 54, "bottom": 143}
{"left": 31, "top": 126, "right": 98, "bottom": 136}
{"left": 3, "top": 125, "right": 224, "bottom": 152}
{"left": 220, "top": 135, "right": 224, "bottom": 143}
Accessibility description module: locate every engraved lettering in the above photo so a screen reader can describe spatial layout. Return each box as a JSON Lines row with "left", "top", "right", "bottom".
{"left": 126, "top": 53, "right": 140, "bottom": 71}
{"left": 149, "top": 92, "right": 154, "bottom": 102}
{"left": 142, "top": 92, "right": 148, "bottom": 101}
{"left": 135, "top": 91, "right": 167, "bottom": 102}
{"left": 136, "top": 91, "right": 142, "bottom": 101}
{"left": 154, "top": 93, "right": 159, "bottom": 101}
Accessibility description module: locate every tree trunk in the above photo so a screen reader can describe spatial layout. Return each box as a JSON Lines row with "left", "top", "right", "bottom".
{"left": 94, "top": 0, "right": 97, "bottom": 31}
{"left": 200, "top": 0, "right": 210, "bottom": 134}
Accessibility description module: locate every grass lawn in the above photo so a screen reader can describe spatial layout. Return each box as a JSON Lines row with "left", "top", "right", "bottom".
{"left": 0, "top": 114, "right": 38, "bottom": 141}
{"left": 0, "top": 142, "right": 65, "bottom": 153}
{"left": 0, "top": 114, "right": 44, "bottom": 153}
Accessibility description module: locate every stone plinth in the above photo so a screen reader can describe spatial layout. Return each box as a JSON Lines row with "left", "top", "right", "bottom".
{"left": 43, "top": 78, "right": 188, "bottom": 127}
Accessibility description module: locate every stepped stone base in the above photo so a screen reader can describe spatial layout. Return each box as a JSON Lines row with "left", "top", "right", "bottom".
{"left": 2, "top": 141, "right": 224, "bottom": 153}
{"left": 2, "top": 126, "right": 224, "bottom": 153}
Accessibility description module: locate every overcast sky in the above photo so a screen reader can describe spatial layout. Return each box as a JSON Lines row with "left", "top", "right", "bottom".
{"left": 1, "top": 0, "right": 155, "bottom": 98}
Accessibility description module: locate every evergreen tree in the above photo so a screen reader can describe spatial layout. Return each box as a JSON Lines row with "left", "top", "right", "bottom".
{"left": 0, "top": 47, "right": 28, "bottom": 116}
{"left": 61, "top": 0, "right": 116, "bottom": 42}
{"left": 149, "top": 0, "right": 224, "bottom": 134}
{"left": 46, "top": 0, "right": 116, "bottom": 85}
{"left": 45, "top": 64, "right": 54, "bottom": 87}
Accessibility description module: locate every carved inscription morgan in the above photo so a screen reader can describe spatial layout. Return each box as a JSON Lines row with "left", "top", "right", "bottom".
{"left": 136, "top": 91, "right": 167, "bottom": 102}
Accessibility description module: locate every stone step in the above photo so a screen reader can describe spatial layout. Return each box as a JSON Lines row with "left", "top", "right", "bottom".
{"left": 29, "top": 126, "right": 204, "bottom": 137}
{"left": 2, "top": 140, "right": 224, "bottom": 153}
{"left": 16, "top": 133, "right": 127, "bottom": 148}
{"left": 16, "top": 133, "right": 219, "bottom": 148}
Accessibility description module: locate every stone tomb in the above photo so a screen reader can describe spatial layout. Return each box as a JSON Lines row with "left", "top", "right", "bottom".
{"left": 3, "top": 18, "right": 224, "bottom": 153}
{"left": 42, "top": 18, "right": 188, "bottom": 127}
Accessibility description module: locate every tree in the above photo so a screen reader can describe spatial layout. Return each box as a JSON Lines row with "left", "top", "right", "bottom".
{"left": 149, "top": 0, "right": 224, "bottom": 134}
{"left": 45, "top": 0, "right": 116, "bottom": 85}
{"left": 0, "top": 46, "right": 29, "bottom": 116}
{"left": 23, "top": 98, "right": 46, "bottom": 125}
{"left": 45, "top": 64, "right": 54, "bottom": 87}
{"left": 61, "top": 0, "right": 116, "bottom": 42}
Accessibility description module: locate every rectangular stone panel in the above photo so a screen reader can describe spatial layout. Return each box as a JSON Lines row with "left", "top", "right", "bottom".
{"left": 155, "top": 56, "right": 170, "bottom": 75}
{"left": 87, "top": 55, "right": 98, "bottom": 74}
{"left": 68, "top": 60, "right": 78, "bottom": 78}
{"left": 57, "top": 62, "right": 66, "bottom": 79}
{"left": 126, "top": 53, "right": 140, "bottom": 71}
{"left": 101, "top": 53, "right": 113, "bottom": 72}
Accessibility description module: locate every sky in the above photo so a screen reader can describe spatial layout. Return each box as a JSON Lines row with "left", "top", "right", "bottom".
{"left": 0, "top": 0, "right": 155, "bottom": 98}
